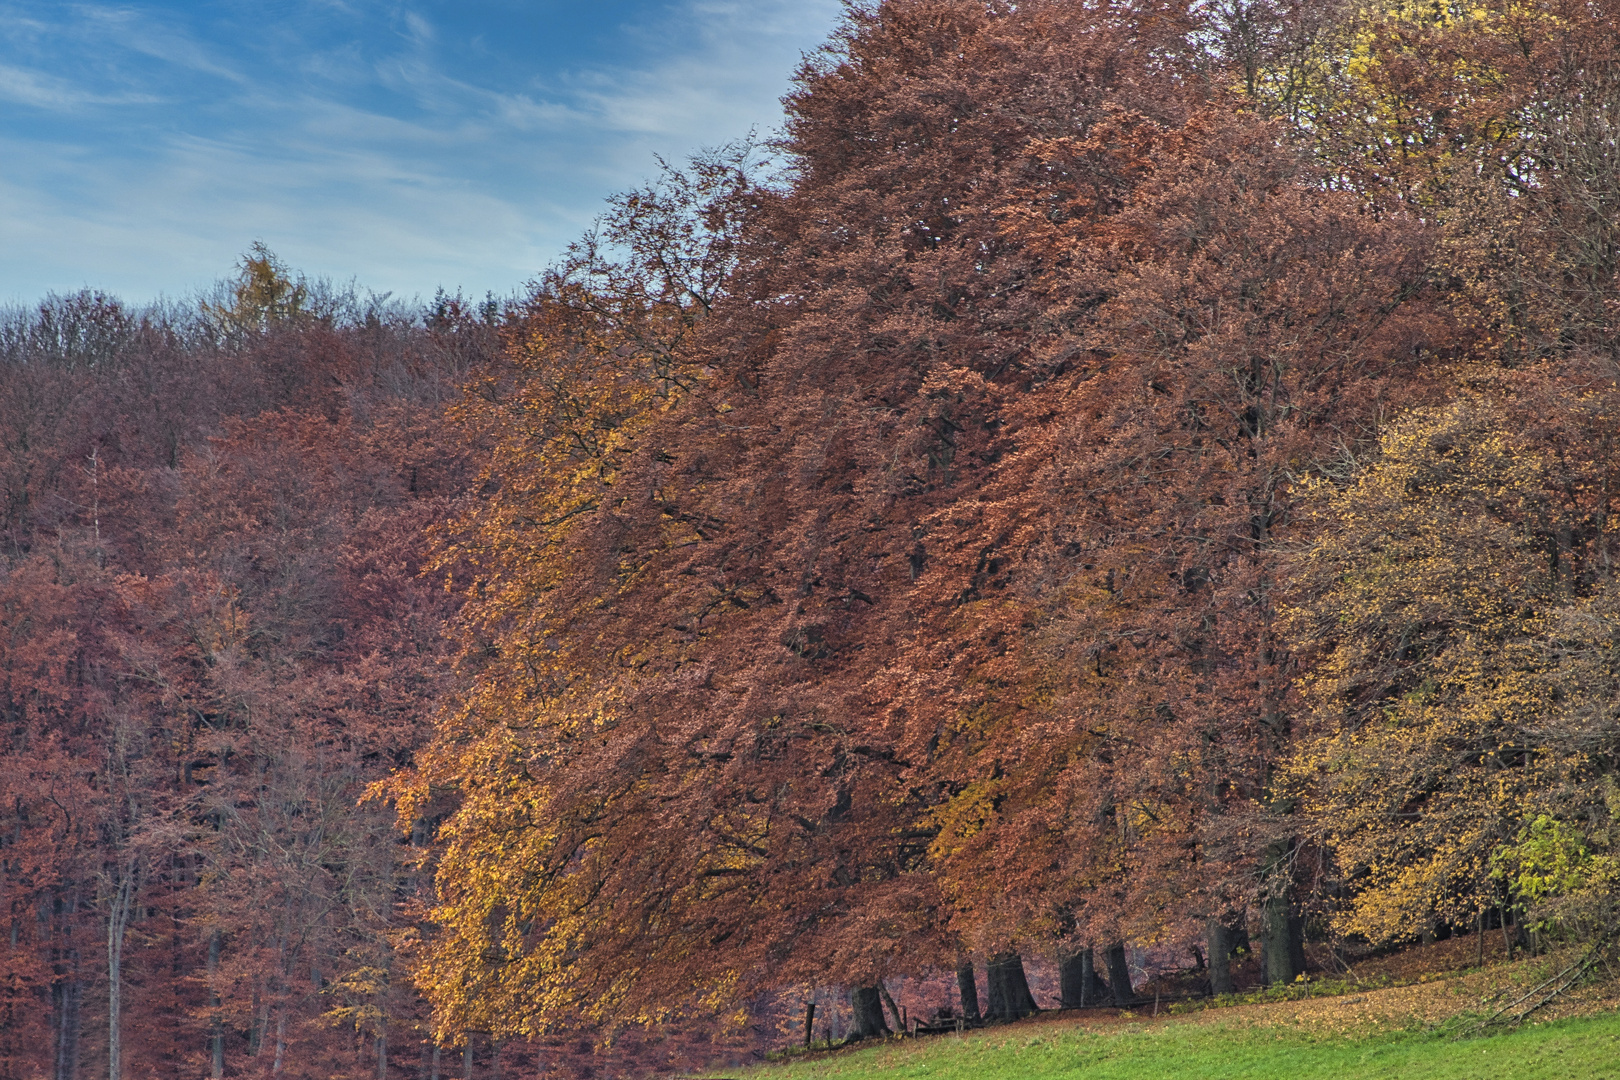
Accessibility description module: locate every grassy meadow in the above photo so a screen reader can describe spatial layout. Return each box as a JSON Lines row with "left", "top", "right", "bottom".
{"left": 720, "top": 1011, "right": 1620, "bottom": 1080}
{"left": 711, "top": 948, "right": 1620, "bottom": 1080}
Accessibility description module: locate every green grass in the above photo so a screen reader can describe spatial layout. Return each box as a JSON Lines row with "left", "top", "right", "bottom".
{"left": 720, "top": 1010, "right": 1620, "bottom": 1080}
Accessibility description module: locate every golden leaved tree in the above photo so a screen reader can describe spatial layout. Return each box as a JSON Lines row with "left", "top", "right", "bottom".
{"left": 1284, "top": 382, "right": 1620, "bottom": 943}
{"left": 378, "top": 148, "right": 757, "bottom": 1044}
{"left": 386, "top": 282, "right": 699, "bottom": 1042}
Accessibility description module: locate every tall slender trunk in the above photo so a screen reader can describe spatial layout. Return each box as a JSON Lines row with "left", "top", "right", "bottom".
{"left": 272, "top": 926, "right": 290, "bottom": 1075}
{"left": 54, "top": 888, "right": 83, "bottom": 1080}
{"left": 1104, "top": 942, "right": 1135, "bottom": 1007}
{"left": 1086, "top": 948, "right": 1111, "bottom": 1002}
{"left": 208, "top": 929, "right": 224, "bottom": 1079}
{"left": 430, "top": 1045, "right": 441, "bottom": 1080}
{"left": 803, "top": 1001, "right": 816, "bottom": 1047}
{"left": 54, "top": 972, "right": 82, "bottom": 1080}
{"left": 376, "top": 1026, "right": 387, "bottom": 1080}
{"left": 877, "top": 983, "right": 905, "bottom": 1034}
{"left": 250, "top": 986, "right": 264, "bottom": 1057}
{"left": 984, "top": 959, "right": 1006, "bottom": 1020}
{"left": 107, "top": 867, "right": 137, "bottom": 1080}
{"left": 954, "top": 961, "right": 981, "bottom": 1024}
{"left": 461, "top": 1041, "right": 473, "bottom": 1080}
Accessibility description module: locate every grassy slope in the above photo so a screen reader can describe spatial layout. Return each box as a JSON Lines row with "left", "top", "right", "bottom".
{"left": 727, "top": 1011, "right": 1620, "bottom": 1080}
{"left": 719, "top": 948, "right": 1620, "bottom": 1080}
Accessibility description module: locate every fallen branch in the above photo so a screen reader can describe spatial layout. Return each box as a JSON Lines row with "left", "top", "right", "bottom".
{"left": 1463, "top": 932, "right": 1616, "bottom": 1035}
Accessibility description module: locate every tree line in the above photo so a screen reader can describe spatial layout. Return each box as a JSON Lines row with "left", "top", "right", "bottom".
{"left": 9, "top": 1, "right": 1620, "bottom": 1077}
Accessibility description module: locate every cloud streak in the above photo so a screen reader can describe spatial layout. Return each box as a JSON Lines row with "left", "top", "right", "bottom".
{"left": 0, "top": 0, "right": 842, "bottom": 304}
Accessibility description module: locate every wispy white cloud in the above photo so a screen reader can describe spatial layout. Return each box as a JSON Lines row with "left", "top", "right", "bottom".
{"left": 67, "top": 4, "right": 247, "bottom": 83}
{"left": 402, "top": 10, "right": 434, "bottom": 45}
{"left": 0, "top": 61, "right": 161, "bottom": 108}
{"left": 0, "top": 0, "right": 845, "bottom": 303}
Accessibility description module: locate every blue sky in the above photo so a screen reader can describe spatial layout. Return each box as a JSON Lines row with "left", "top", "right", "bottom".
{"left": 0, "top": 1, "right": 843, "bottom": 306}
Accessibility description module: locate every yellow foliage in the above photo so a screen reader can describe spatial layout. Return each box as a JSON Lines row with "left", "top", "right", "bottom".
{"left": 202, "top": 242, "right": 310, "bottom": 336}
{"left": 373, "top": 283, "right": 718, "bottom": 1043}
{"left": 1284, "top": 399, "right": 1564, "bottom": 942}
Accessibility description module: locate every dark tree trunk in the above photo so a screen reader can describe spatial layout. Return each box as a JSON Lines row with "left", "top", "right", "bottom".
{"left": 53, "top": 890, "right": 83, "bottom": 1080}
{"left": 984, "top": 953, "right": 1037, "bottom": 1021}
{"left": 1087, "top": 950, "right": 1111, "bottom": 1003}
{"left": 1262, "top": 895, "right": 1303, "bottom": 986}
{"left": 1059, "top": 949, "right": 1086, "bottom": 1008}
{"left": 955, "top": 962, "right": 981, "bottom": 1024}
{"left": 850, "top": 986, "right": 890, "bottom": 1040}
{"left": 209, "top": 929, "right": 224, "bottom": 1080}
{"left": 1104, "top": 942, "right": 1135, "bottom": 1007}
{"left": 984, "top": 960, "right": 1006, "bottom": 1021}
{"left": 1207, "top": 918, "right": 1234, "bottom": 996}
{"left": 53, "top": 971, "right": 82, "bottom": 1080}
{"left": 1060, "top": 948, "right": 1108, "bottom": 1007}
{"left": 878, "top": 983, "right": 905, "bottom": 1033}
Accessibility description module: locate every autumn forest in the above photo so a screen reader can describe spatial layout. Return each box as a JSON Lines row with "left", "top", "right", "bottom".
{"left": 9, "top": 0, "right": 1620, "bottom": 1077}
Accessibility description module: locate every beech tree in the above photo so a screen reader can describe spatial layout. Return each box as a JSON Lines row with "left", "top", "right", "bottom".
{"left": 1286, "top": 375, "right": 1620, "bottom": 944}
{"left": 392, "top": 0, "right": 1233, "bottom": 1044}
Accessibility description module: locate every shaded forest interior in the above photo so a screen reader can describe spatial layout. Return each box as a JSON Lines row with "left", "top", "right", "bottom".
{"left": 12, "top": 1, "right": 1620, "bottom": 1078}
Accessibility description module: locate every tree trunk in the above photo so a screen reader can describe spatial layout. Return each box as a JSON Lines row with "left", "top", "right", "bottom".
{"left": 107, "top": 869, "right": 136, "bottom": 1080}
{"left": 54, "top": 969, "right": 82, "bottom": 1080}
{"left": 1207, "top": 918, "right": 1234, "bottom": 996}
{"left": 1059, "top": 949, "right": 1087, "bottom": 1008}
{"left": 878, "top": 983, "right": 905, "bottom": 1034}
{"left": 1289, "top": 913, "right": 1308, "bottom": 977}
{"left": 803, "top": 1001, "right": 816, "bottom": 1047}
{"left": 250, "top": 986, "right": 264, "bottom": 1057}
{"left": 954, "top": 961, "right": 981, "bottom": 1024}
{"left": 430, "top": 1045, "right": 441, "bottom": 1080}
{"left": 984, "top": 953, "right": 1037, "bottom": 1021}
{"left": 1262, "top": 895, "right": 1303, "bottom": 986}
{"left": 208, "top": 929, "right": 224, "bottom": 1080}
{"left": 1086, "top": 949, "right": 1111, "bottom": 1003}
{"left": 849, "top": 986, "right": 890, "bottom": 1040}
{"left": 985, "top": 959, "right": 1006, "bottom": 1021}
{"left": 377, "top": 1028, "right": 387, "bottom": 1080}
{"left": 462, "top": 1042, "right": 473, "bottom": 1080}
{"left": 54, "top": 889, "right": 83, "bottom": 1080}
{"left": 1104, "top": 942, "right": 1135, "bottom": 1007}
{"left": 1060, "top": 948, "right": 1104, "bottom": 1008}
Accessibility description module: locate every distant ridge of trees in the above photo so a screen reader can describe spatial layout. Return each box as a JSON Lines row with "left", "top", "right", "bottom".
{"left": 0, "top": 253, "right": 501, "bottom": 1080}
